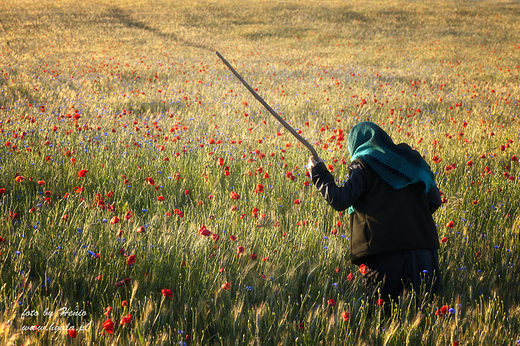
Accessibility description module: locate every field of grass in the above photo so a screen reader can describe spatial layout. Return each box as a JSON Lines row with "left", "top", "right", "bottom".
{"left": 1, "top": 0, "right": 520, "bottom": 344}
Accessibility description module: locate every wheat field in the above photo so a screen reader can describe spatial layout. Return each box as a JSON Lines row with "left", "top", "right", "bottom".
{"left": 0, "top": 0, "right": 519, "bottom": 345}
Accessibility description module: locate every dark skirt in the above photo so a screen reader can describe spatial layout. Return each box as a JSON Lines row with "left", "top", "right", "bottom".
{"left": 361, "top": 249, "right": 441, "bottom": 303}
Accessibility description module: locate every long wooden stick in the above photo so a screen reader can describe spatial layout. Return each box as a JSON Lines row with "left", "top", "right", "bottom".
{"left": 216, "top": 51, "right": 320, "bottom": 160}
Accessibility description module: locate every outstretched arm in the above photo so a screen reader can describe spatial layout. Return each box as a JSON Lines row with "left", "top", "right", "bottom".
{"left": 308, "top": 158, "right": 367, "bottom": 212}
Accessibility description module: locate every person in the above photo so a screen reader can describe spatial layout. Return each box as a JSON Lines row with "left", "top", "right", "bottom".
{"left": 308, "top": 121, "right": 442, "bottom": 304}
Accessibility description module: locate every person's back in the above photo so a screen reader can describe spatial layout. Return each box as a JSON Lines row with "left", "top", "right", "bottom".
{"left": 348, "top": 159, "right": 440, "bottom": 264}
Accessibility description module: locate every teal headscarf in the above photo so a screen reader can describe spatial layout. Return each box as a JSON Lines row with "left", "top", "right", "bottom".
{"left": 348, "top": 122, "right": 435, "bottom": 193}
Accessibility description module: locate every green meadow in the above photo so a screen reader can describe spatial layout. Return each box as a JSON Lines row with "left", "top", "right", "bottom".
{"left": 0, "top": 0, "right": 519, "bottom": 344}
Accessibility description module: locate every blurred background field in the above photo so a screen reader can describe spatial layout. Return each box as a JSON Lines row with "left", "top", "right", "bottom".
{"left": 0, "top": 0, "right": 519, "bottom": 345}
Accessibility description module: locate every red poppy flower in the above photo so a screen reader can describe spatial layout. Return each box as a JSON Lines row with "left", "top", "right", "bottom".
{"left": 341, "top": 311, "right": 349, "bottom": 321}
{"left": 146, "top": 177, "right": 155, "bottom": 185}
{"left": 237, "top": 246, "right": 245, "bottom": 254}
{"left": 254, "top": 184, "right": 264, "bottom": 194}
{"left": 68, "top": 328, "right": 77, "bottom": 338}
{"left": 120, "top": 314, "right": 132, "bottom": 325}
{"left": 359, "top": 264, "right": 367, "bottom": 275}
{"left": 184, "top": 189, "right": 189, "bottom": 195}
{"left": 229, "top": 235, "right": 237, "bottom": 241}
{"left": 327, "top": 298, "right": 336, "bottom": 306}
{"left": 162, "top": 288, "right": 173, "bottom": 297}
{"left": 198, "top": 224, "right": 211, "bottom": 236}
{"left": 211, "top": 234, "right": 220, "bottom": 241}
{"left": 347, "top": 273, "right": 354, "bottom": 282}
{"left": 126, "top": 255, "right": 136, "bottom": 265}
{"left": 222, "top": 281, "right": 231, "bottom": 290}
{"left": 121, "top": 300, "right": 128, "bottom": 307}
{"left": 77, "top": 169, "right": 88, "bottom": 178}
{"left": 446, "top": 220, "right": 455, "bottom": 228}
{"left": 0, "top": 188, "right": 5, "bottom": 194}
{"left": 376, "top": 299, "right": 385, "bottom": 306}
{"left": 38, "top": 180, "right": 45, "bottom": 185}
{"left": 124, "top": 210, "right": 133, "bottom": 220}
{"left": 157, "top": 196, "right": 165, "bottom": 201}
{"left": 294, "top": 199, "right": 301, "bottom": 205}
{"left": 110, "top": 216, "right": 120, "bottom": 224}
{"left": 102, "top": 319, "right": 114, "bottom": 334}
{"left": 250, "top": 253, "right": 257, "bottom": 260}
{"left": 15, "top": 175, "right": 25, "bottom": 183}
{"left": 104, "top": 306, "right": 112, "bottom": 316}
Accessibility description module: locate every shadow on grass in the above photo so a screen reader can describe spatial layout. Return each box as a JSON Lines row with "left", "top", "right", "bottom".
{"left": 103, "top": 6, "right": 213, "bottom": 52}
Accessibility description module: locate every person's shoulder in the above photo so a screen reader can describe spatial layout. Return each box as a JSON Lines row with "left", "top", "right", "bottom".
{"left": 349, "top": 158, "right": 366, "bottom": 171}
{"left": 349, "top": 159, "right": 367, "bottom": 176}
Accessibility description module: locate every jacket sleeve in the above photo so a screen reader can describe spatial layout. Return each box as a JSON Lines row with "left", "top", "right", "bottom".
{"left": 427, "top": 184, "right": 442, "bottom": 214}
{"left": 310, "top": 162, "right": 367, "bottom": 211}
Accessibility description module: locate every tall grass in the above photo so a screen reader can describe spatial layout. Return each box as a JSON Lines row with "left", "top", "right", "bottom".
{"left": 0, "top": 0, "right": 519, "bottom": 344}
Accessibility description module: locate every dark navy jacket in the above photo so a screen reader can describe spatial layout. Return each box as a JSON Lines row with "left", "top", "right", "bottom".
{"left": 311, "top": 159, "right": 441, "bottom": 264}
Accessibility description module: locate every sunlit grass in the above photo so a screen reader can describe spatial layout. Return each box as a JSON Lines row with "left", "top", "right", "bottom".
{"left": 0, "top": 0, "right": 519, "bottom": 345}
